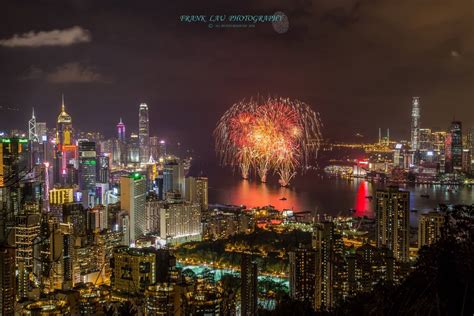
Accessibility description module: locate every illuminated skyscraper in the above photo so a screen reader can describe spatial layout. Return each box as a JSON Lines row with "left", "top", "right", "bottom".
{"left": 138, "top": 103, "right": 150, "bottom": 163}
{"left": 120, "top": 174, "right": 146, "bottom": 244}
{"left": 411, "top": 97, "right": 421, "bottom": 151}
{"left": 39, "top": 218, "right": 75, "bottom": 291}
{"left": 29, "top": 110, "right": 48, "bottom": 165}
{"left": 15, "top": 213, "right": 40, "bottom": 299}
{"left": 78, "top": 140, "right": 97, "bottom": 193}
{"left": 418, "top": 128, "right": 433, "bottom": 151}
{"left": 117, "top": 118, "right": 126, "bottom": 142}
{"left": 56, "top": 95, "right": 73, "bottom": 147}
{"left": 449, "top": 121, "right": 463, "bottom": 172}
{"left": 96, "top": 154, "right": 110, "bottom": 184}
{"left": 54, "top": 96, "right": 76, "bottom": 185}
{"left": 375, "top": 186, "right": 410, "bottom": 262}
{"left": 36, "top": 122, "right": 47, "bottom": 144}
{"left": 418, "top": 211, "right": 445, "bottom": 248}
{"left": 128, "top": 132, "right": 140, "bottom": 164}
{"left": 159, "top": 140, "right": 166, "bottom": 158}
{"left": 149, "top": 136, "right": 160, "bottom": 160}
{"left": 28, "top": 108, "right": 38, "bottom": 142}
{"left": 163, "top": 159, "right": 185, "bottom": 195}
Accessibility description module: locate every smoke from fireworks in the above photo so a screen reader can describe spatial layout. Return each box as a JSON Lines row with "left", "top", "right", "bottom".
{"left": 214, "top": 96, "right": 323, "bottom": 186}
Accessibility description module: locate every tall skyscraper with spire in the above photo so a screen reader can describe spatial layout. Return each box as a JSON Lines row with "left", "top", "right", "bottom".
{"left": 411, "top": 97, "right": 421, "bottom": 151}
{"left": 138, "top": 103, "right": 150, "bottom": 164}
{"left": 28, "top": 108, "right": 38, "bottom": 142}
{"left": 117, "top": 118, "right": 126, "bottom": 142}
{"left": 54, "top": 95, "right": 76, "bottom": 185}
{"left": 57, "top": 95, "right": 73, "bottom": 146}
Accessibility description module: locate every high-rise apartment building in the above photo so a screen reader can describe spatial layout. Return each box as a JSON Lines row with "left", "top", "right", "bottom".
{"left": 158, "top": 200, "right": 201, "bottom": 244}
{"left": 375, "top": 186, "right": 410, "bottom": 262}
{"left": 347, "top": 243, "right": 394, "bottom": 296}
{"left": 289, "top": 244, "right": 316, "bottom": 304}
{"left": 313, "top": 221, "right": 345, "bottom": 310}
{"left": 418, "top": 211, "right": 445, "bottom": 248}
{"left": 241, "top": 253, "right": 258, "bottom": 316}
{"left": 185, "top": 176, "right": 208, "bottom": 211}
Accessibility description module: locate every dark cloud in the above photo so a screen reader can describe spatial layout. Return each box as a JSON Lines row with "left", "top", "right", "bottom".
{"left": 20, "top": 63, "right": 108, "bottom": 83}
{"left": 46, "top": 63, "right": 106, "bottom": 83}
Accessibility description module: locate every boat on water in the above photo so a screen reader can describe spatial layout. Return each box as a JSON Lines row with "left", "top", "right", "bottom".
{"left": 279, "top": 197, "right": 287, "bottom": 201}
{"left": 420, "top": 194, "right": 430, "bottom": 198}
{"left": 411, "top": 209, "right": 418, "bottom": 213}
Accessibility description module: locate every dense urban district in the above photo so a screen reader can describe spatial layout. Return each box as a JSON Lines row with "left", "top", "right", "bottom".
{"left": 0, "top": 97, "right": 473, "bottom": 315}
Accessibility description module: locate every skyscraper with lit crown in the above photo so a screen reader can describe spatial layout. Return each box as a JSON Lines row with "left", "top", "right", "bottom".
{"left": 138, "top": 103, "right": 150, "bottom": 164}
{"left": 411, "top": 97, "right": 421, "bottom": 151}
{"left": 54, "top": 95, "right": 76, "bottom": 185}
{"left": 117, "top": 118, "right": 126, "bottom": 142}
{"left": 57, "top": 95, "right": 73, "bottom": 147}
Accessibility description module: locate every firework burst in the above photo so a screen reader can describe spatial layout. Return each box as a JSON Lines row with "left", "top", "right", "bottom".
{"left": 214, "top": 96, "right": 323, "bottom": 186}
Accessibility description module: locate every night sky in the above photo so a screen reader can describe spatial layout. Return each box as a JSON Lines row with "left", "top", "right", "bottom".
{"left": 0, "top": 0, "right": 472, "bottom": 158}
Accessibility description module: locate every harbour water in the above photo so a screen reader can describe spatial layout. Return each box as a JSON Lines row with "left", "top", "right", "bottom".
{"left": 207, "top": 168, "right": 473, "bottom": 226}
